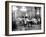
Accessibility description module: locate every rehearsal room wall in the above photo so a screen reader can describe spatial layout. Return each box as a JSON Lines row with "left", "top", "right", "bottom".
{"left": 0, "top": 0, "right": 46, "bottom": 37}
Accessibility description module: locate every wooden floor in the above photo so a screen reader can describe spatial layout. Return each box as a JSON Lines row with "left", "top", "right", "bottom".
{"left": 14, "top": 25, "right": 41, "bottom": 31}
{"left": 31, "top": 25, "right": 41, "bottom": 30}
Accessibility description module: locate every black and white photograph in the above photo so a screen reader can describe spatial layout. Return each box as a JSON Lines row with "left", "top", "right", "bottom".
{"left": 5, "top": 1, "right": 45, "bottom": 36}
{"left": 12, "top": 6, "right": 41, "bottom": 31}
